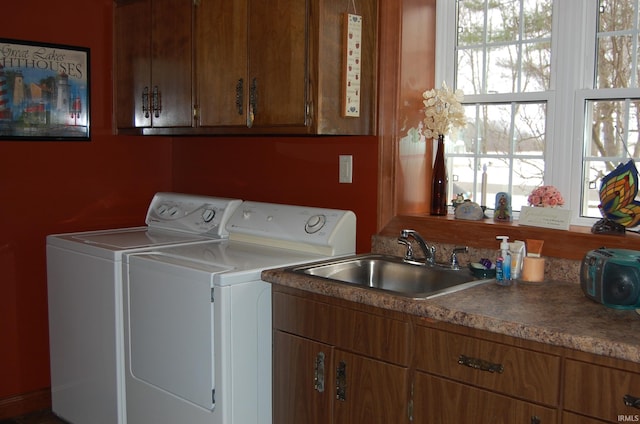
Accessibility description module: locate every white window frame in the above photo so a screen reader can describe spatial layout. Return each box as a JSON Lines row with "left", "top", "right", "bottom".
{"left": 435, "top": 0, "right": 602, "bottom": 226}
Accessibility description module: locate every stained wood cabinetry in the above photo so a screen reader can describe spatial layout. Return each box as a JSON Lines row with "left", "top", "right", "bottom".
{"left": 272, "top": 288, "right": 411, "bottom": 424}
{"left": 413, "top": 323, "right": 559, "bottom": 423}
{"left": 114, "top": 0, "right": 193, "bottom": 129}
{"left": 114, "top": 0, "right": 377, "bottom": 135}
{"left": 563, "top": 354, "right": 640, "bottom": 423}
{"left": 272, "top": 285, "right": 640, "bottom": 423}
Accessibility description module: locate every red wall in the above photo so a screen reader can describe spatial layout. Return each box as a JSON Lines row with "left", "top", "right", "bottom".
{"left": 0, "top": 0, "right": 174, "bottom": 406}
{"left": 1, "top": 0, "right": 379, "bottom": 412}
{"left": 172, "top": 136, "right": 378, "bottom": 252}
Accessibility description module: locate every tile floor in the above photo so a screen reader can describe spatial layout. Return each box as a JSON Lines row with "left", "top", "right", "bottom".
{"left": 0, "top": 410, "right": 66, "bottom": 424}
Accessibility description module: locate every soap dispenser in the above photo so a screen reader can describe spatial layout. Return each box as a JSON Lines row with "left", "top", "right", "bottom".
{"left": 496, "top": 236, "right": 511, "bottom": 285}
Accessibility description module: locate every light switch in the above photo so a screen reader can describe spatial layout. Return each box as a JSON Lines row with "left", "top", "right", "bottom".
{"left": 339, "top": 155, "right": 353, "bottom": 183}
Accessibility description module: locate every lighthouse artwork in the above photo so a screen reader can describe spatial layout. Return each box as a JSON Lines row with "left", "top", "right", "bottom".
{"left": 0, "top": 38, "right": 89, "bottom": 140}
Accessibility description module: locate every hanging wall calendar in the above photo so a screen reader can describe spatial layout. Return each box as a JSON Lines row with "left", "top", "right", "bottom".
{"left": 342, "top": 13, "right": 362, "bottom": 118}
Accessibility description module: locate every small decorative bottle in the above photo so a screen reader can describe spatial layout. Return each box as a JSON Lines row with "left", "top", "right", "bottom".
{"left": 430, "top": 134, "right": 448, "bottom": 215}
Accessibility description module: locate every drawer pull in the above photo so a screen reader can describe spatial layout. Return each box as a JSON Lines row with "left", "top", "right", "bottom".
{"left": 531, "top": 416, "right": 541, "bottom": 424}
{"left": 458, "top": 354, "right": 504, "bottom": 374}
{"left": 314, "top": 351, "right": 325, "bottom": 393}
{"left": 336, "top": 361, "right": 347, "bottom": 401}
{"left": 624, "top": 394, "right": 640, "bottom": 409}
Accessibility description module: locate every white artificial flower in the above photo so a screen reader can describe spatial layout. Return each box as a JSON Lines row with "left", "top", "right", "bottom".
{"left": 422, "top": 81, "right": 466, "bottom": 139}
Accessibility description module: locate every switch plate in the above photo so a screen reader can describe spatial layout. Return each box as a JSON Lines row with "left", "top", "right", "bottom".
{"left": 339, "top": 155, "right": 353, "bottom": 183}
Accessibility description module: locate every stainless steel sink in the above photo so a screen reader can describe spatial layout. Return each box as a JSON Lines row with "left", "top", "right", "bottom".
{"left": 287, "top": 254, "right": 492, "bottom": 299}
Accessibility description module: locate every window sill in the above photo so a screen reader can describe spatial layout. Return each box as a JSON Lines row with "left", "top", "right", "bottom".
{"left": 379, "top": 213, "right": 640, "bottom": 261}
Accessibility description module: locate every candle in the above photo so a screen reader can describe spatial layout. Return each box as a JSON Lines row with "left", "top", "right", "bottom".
{"left": 481, "top": 164, "right": 487, "bottom": 207}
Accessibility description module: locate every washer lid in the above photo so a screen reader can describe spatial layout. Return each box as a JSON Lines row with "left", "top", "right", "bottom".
{"left": 71, "top": 228, "right": 210, "bottom": 250}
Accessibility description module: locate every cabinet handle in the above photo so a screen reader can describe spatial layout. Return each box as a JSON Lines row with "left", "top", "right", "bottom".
{"left": 314, "top": 351, "right": 325, "bottom": 393}
{"left": 236, "top": 79, "right": 244, "bottom": 115}
{"left": 531, "top": 416, "right": 541, "bottom": 424}
{"left": 458, "top": 354, "right": 504, "bottom": 374}
{"left": 142, "top": 86, "right": 150, "bottom": 118}
{"left": 248, "top": 77, "right": 257, "bottom": 127}
{"left": 624, "top": 394, "right": 640, "bottom": 409}
{"left": 336, "top": 361, "right": 346, "bottom": 401}
{"left": 152, "top": 86, "right": 162, "bottom": 118}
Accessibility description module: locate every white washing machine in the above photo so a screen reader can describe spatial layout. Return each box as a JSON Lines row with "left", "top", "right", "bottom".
{"left": 122, "top": 201, "right": 356, "bottom": 424}
{"left": 46, "top": 192, "right": 242, "bottom": 424}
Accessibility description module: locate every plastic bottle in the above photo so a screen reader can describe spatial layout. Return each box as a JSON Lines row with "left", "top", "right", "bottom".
{"left": 496, "top": 236, "right": 511, "bottom": 285}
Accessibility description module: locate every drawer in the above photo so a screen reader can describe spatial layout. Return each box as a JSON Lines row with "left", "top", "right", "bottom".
{"left": 564, "top": 358, "right": 640, "bottom": 422}
{"left": 415, "top": 325, "right": 561, "bottom": 406}
{"left": 414, "top": 372, "right": 557, "bottom": 423}
{"left": 273, "top": 291, "right": 411, "bottom": 366}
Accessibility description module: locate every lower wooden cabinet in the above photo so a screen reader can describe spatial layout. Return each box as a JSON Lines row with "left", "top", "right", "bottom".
{"left": 271, "top": 285, "right": 640, "bottom": 424}
{"left": 561, "top": 412, "right": 610, "bottom": 424}
{"left": 414, "top": 372, "right": 557, "bottom": 423}
{"left": 563, "top": 357, "right": 640, "bottom": 423}
{"left": 273, "top": 288, "right": 412, "bottom": 424}
{"left": 273, "top": 331, "right": 333, "bottom": 424}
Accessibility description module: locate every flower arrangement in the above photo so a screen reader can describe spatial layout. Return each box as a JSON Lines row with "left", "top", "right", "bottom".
{"left": 527, "top": 185, "right": 565, "bottom": 207}
{"left": 422, "top": 81, "right": 467, "bottom": 139}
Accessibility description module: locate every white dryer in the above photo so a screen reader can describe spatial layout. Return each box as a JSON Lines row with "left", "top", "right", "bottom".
{"left": 122, "top": 201, "right": 356, "bottom": 424}
{"left": 46, "top": 192, "right": 242, "bottom": 424}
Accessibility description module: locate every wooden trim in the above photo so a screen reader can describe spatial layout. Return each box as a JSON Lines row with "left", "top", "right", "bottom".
{"left": 376, "top": 0, "right": 402, "bottom": 230}
{"left": 0, "top": 388, "right": 51, "bottom": 420}
{"left": 380, "top": 213, "right": 640, "bottom": 260}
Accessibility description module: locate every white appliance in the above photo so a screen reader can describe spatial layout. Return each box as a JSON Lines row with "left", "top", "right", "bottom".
{"left": 122, "top": 201, "right": 356, "bottom": 424}
{"left": 46, "top": 193, "right": 242, "bottom": 424}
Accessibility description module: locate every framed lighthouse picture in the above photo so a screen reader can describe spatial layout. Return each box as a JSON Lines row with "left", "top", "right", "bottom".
{"left": 0, "top": 38, "right": 90, "bottom": 141}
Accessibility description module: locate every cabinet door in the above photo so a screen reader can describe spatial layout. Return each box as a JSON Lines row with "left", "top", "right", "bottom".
{"left": 414, "top": 372, "right": 557, "bottom": 424}
{"left": 115, "top": 0, "right": 151, "bottom": 128}
{"left": 273, "top": 331, "right": 333, "bottom": 424}
{"left": 248, "top": 0, "right": 308, "bottom": 128}
{"left": 150, "top": 0, "right": 193, "bottom": 128}
{"left": 114, "top": 0, "right": 193, "bottom": 129}
{"left": 195, "top": 0, "right": 248, "bottom": 127}
{"left": 334, "top": 350, "right": 410, "bottom": 424}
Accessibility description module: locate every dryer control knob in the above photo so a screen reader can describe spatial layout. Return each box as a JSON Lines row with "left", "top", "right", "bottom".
{"left": 202, "top": 208, "right": 216, "bottom": 223}
{"left": 305, "top": 214, "right": 326, "bottom": 233}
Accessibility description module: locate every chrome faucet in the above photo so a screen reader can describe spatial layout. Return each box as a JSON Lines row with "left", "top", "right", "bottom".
{"left": 449, "top": 246, "right": 469, "bottom": 270}
{"left": 398, "top": 229, "right": 436, "bottom": 265}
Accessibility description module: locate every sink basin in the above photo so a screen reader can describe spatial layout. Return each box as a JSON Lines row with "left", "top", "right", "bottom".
{"left": 288, "top": 254, "right": 492, "bottom": 299}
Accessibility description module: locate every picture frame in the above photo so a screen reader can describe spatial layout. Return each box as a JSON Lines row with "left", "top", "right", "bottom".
{"left": 0, "top": 38, "right": 90, "bottom": 141}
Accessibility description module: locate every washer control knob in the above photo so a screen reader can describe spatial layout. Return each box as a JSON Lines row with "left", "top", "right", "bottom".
{"left": 305, "top": 214, "right": 326, "bottom": 233}
{"left": 202, "top": 208, "right": 216, "bottom": 223}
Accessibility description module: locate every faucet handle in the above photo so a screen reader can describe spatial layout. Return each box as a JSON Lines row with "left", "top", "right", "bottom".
{"left": 450, "top": 246, "right": 469, "bottom": 270}
{"left": 398, "top": 238, "right": 414, "bottom": 260}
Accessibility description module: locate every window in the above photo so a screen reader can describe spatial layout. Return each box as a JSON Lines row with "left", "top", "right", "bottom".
{"left": 436, "top": 0, "right": 640, "bottom": 225}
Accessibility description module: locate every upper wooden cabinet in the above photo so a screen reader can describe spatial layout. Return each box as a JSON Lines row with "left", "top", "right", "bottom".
{"left": 114, "top": 0, "right": 378, "bottom": 135}
{"left": 114, "top": 0, "right": 194, "bottom": 129}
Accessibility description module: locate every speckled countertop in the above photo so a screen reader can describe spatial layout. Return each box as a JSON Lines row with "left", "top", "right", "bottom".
{"left": 261, "top": 265, "right": 640, "bottom": 364}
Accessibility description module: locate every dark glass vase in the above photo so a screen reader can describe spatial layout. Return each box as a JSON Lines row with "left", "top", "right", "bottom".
{"left": 430, "top": 134, "right": 448, "bottom": 215}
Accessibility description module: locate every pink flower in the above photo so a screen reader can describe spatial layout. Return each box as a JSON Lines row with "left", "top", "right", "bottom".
{"left": 528, "top": 186, "right": 564, "bottom": 207}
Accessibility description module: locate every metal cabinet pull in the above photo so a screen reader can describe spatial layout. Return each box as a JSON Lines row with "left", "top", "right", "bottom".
{"left": 314, "top": 351, "right": 325, "bottom": 393}
{"left": 142, "top": 86, "right": 150, "bottom": 118}
{"left": 235, "top": 79, "right": 244, "bottom": 115}
{"left": 336, "top": 361, "right": 346, "bottom": 401}
{"left": 248, "top": 77, "right": 257, "bottom": 127}
{"left": 531, "top": 416, "right": 541, "bottom": 424}
{"left": 458, "top": 354, "right": 504, "bottom": 374}
{"left": 624, "top": 394, "right": 640, "bottom": 409}
{"left": 152, "top": 85, "right": 162, "bottom": 118}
